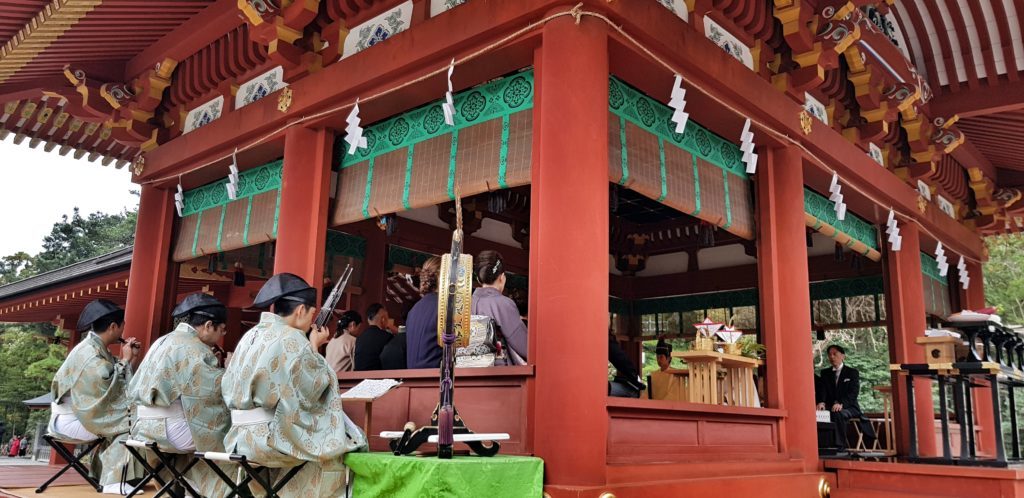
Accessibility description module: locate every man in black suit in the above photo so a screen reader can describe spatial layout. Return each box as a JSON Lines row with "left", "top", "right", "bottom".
{"left": 817, "top": 344, "right": 862, "bottom": 450}
{"left": 354, "top": 303, "right": 394, "bottom": 371}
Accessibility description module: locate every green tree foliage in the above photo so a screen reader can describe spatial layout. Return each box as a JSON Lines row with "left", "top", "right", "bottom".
{"left": 0, "top": 206, "right": 137, "bottom": 285}
{"left": 0, "top": 252, "right": 35, "bottom": 286}
{"left": 32, "top": 207, "right": 138, "bottom": 275}
{"left": 983, "top": 236, "right": 1024, "bottom": 323}
{"left": 0, "top": 328, "right": 66, "bottom": 436}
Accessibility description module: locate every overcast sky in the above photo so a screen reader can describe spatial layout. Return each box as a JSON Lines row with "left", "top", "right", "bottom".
{"left": 0, "top": 140, "right": 139, "bottom": 256}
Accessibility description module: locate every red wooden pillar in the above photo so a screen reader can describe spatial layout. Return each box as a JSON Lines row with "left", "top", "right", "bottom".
{"left": 354, "top": 225, "right": 387, "bottom": 318}
{"left": 530, "top": 13, "right": 609, "bottom": 490}
{"left": 755, "top": 146, "right": 818, "bottom": 469}
{"left": 885, "top": 223, "right": 938, "bottom": 456}
{"left": 123, "top": 185, "right": 178, "bottom": 350}
{"left": 960, "top": 260, "right": 997, "bottom": 455}
{"left": 274, "top": 127, "right": 335, "bottom": 298}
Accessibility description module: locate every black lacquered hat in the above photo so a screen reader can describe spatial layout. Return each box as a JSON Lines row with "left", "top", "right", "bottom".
{"left": 251, "top": 273, "right": 317, "bottom": 309}
{"left": 77, "top": 299, "right": 124, "bottom": 332}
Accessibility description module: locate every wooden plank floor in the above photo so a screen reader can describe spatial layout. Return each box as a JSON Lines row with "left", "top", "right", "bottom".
{"left": 0, "top": 464, "right": 87, "bottom": 489}
{"left": 2, "top": 485, "right": 100, "bottom": 498}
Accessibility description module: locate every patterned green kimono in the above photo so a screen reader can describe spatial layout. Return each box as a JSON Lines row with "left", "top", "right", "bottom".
{"left": 128, "top": 322, "right": 231, "bottom": 497}
{"left": 49, "top": 332, "right": 143, "bottom": 487}
{"left": 223, "top": 313, "right": 366, "bottom": 497}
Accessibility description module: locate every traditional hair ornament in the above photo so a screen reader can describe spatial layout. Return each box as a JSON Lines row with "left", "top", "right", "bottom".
{"left": 491, "top": 259, "right": 502, "bottom": 275}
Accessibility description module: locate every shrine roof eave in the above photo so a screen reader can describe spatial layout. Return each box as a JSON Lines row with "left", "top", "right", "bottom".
{"left": 0, "top": 246, "right": 133, "bottom": 302}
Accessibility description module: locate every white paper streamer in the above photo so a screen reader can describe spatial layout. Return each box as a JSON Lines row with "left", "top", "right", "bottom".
{"left": 345, "top": 99, "right": 368, "bottom": 154}
{"left": 443, "top": 59, "right": 456, "bottom": 126}
{"left": 669, "top": 74, "right": 689, "bottom": 134}
{"left": 740, "top": 118, "right": 758, "bottom": 174}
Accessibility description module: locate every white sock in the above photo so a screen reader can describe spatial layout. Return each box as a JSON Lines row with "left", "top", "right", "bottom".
{"left": 102, "top": 482, "right": 143, "bottom": 495}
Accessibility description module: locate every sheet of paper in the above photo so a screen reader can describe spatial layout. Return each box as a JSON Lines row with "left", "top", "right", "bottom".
{"left": 341, "top": 378, "right": 402, "bottom": 400}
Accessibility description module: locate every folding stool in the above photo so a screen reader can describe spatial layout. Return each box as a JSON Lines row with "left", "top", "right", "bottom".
{"left": 122, "top": 439, "right": 200, "bottom": 498}
{"left": 196, "top": 451, "right": 306, "bottom": 498}
{"left": 36, "top": 434, "right": 104, "bottom": 493}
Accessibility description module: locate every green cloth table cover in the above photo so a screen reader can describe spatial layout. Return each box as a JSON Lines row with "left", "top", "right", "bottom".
{"left": 345, "top": 452, "right": 544, "bottom": 497}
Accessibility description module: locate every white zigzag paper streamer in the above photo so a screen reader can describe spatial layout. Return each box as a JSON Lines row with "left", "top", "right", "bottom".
{"left": 669, "top": 74, "right": 689, "bottom": 134}
{"left": 957, "top": 255, "right": 969, "bottom": 289}
{"left": 828, "top": 173, "right": 847, "bottom": 221}
{"left": 885, "top": 209, "right": 902, "bottom": 251}
{"left": 174, "top": 183, "right": 185, "bottom": 218}
{"left": 226, "top": 149, "right": 240, "bottom": 200}
{"left": 740, "top": 118, "right": 758, "bottom": 174}
{"left": 934, "top": 241, "right": 948, "bottom": 277}
{"left": 442, "top": 59, "right": 455, "bottom": 126}
{"left": 345, "top": 99, "right": 368, "bottom": 155}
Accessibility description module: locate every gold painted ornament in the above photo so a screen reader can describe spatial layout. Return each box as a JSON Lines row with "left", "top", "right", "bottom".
{"left": 799, "top": 110, "right": 813, "bottom": 135}
{"left": 437, "top": 252, "right": 472, "bottom": 348}
{"left": 131, "top": 155, "right": 145, "bottom": 175}
{"left": 277, "top": 87, "right": 293, "bottom": 113}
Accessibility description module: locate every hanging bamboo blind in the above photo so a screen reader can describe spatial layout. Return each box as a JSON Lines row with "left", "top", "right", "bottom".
{"left": 608, "top": 77, "right": 755, "bottom": 240}
{"left": 331, "top": 70, "right": 535, "bottom": 226}
{"left": 803, "top": 188, "right": 882, "bottom": 262}
{"left": 920, "top": 253, "right": 952, "bottom": 318}
{"left": 172, "top": 159, "right": 283, "bottom": 262}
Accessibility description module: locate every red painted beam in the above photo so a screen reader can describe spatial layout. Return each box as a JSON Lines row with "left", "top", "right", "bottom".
{"left": 628, "top": 254, "right": 882, "bottom": 301}
{"left": 928, "top": 80, "right": 1024, "bottom": 119}
{"left": 124, "top": 0, "right": 243, "bottom": 80}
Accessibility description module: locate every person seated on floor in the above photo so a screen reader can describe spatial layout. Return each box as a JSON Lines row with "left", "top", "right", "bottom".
{"left": 354, "top": 303, "right": 394, "bottom": 371}
{"left": 326, "top": 310, "right": 362, "bottom": 374}
{"left": 470, "top": 250, "right": 528, "bottom": 365}
{"left": 608, "top": 332, "right": 646, "bottom": 398}
{"left": 648, "top": 340, "right": 686, "bottom": 401}
{"left": 49, "top": 299, "right": 144, "bottom": 494}
{"left": 128, "top": 293, "right": 232, "bottom": 497}
{"left": 379, "top": 327, "right": 408, "bottom": 370}
{"left": 222, "top": 273, "right": 366, "bottom": 497}
{"left": 816, "top": 344, "right": 874, "bottom": 450}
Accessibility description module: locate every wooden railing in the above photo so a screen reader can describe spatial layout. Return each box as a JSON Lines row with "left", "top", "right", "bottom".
{"left": 337, "top": 366, "right": 534, "bottom": 454}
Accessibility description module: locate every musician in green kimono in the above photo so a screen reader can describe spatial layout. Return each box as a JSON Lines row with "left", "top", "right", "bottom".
{"left": 49, "top": 299, "right": 144, "bottom": 495}
{"left": 222, "top": 273, "right": 366, "bottom": 497}
{"left": 128, "top": 292, "right": 232, "bottom": 497}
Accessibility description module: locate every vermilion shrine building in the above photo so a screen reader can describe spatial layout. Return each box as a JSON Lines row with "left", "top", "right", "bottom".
{"left": 2, "top": 1, "right": 1024, "bottom": 496}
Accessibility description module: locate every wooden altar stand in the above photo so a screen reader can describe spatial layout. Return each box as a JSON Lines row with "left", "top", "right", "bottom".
{"left": 674, "top": 350, "right": 762, "bottom": 407}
